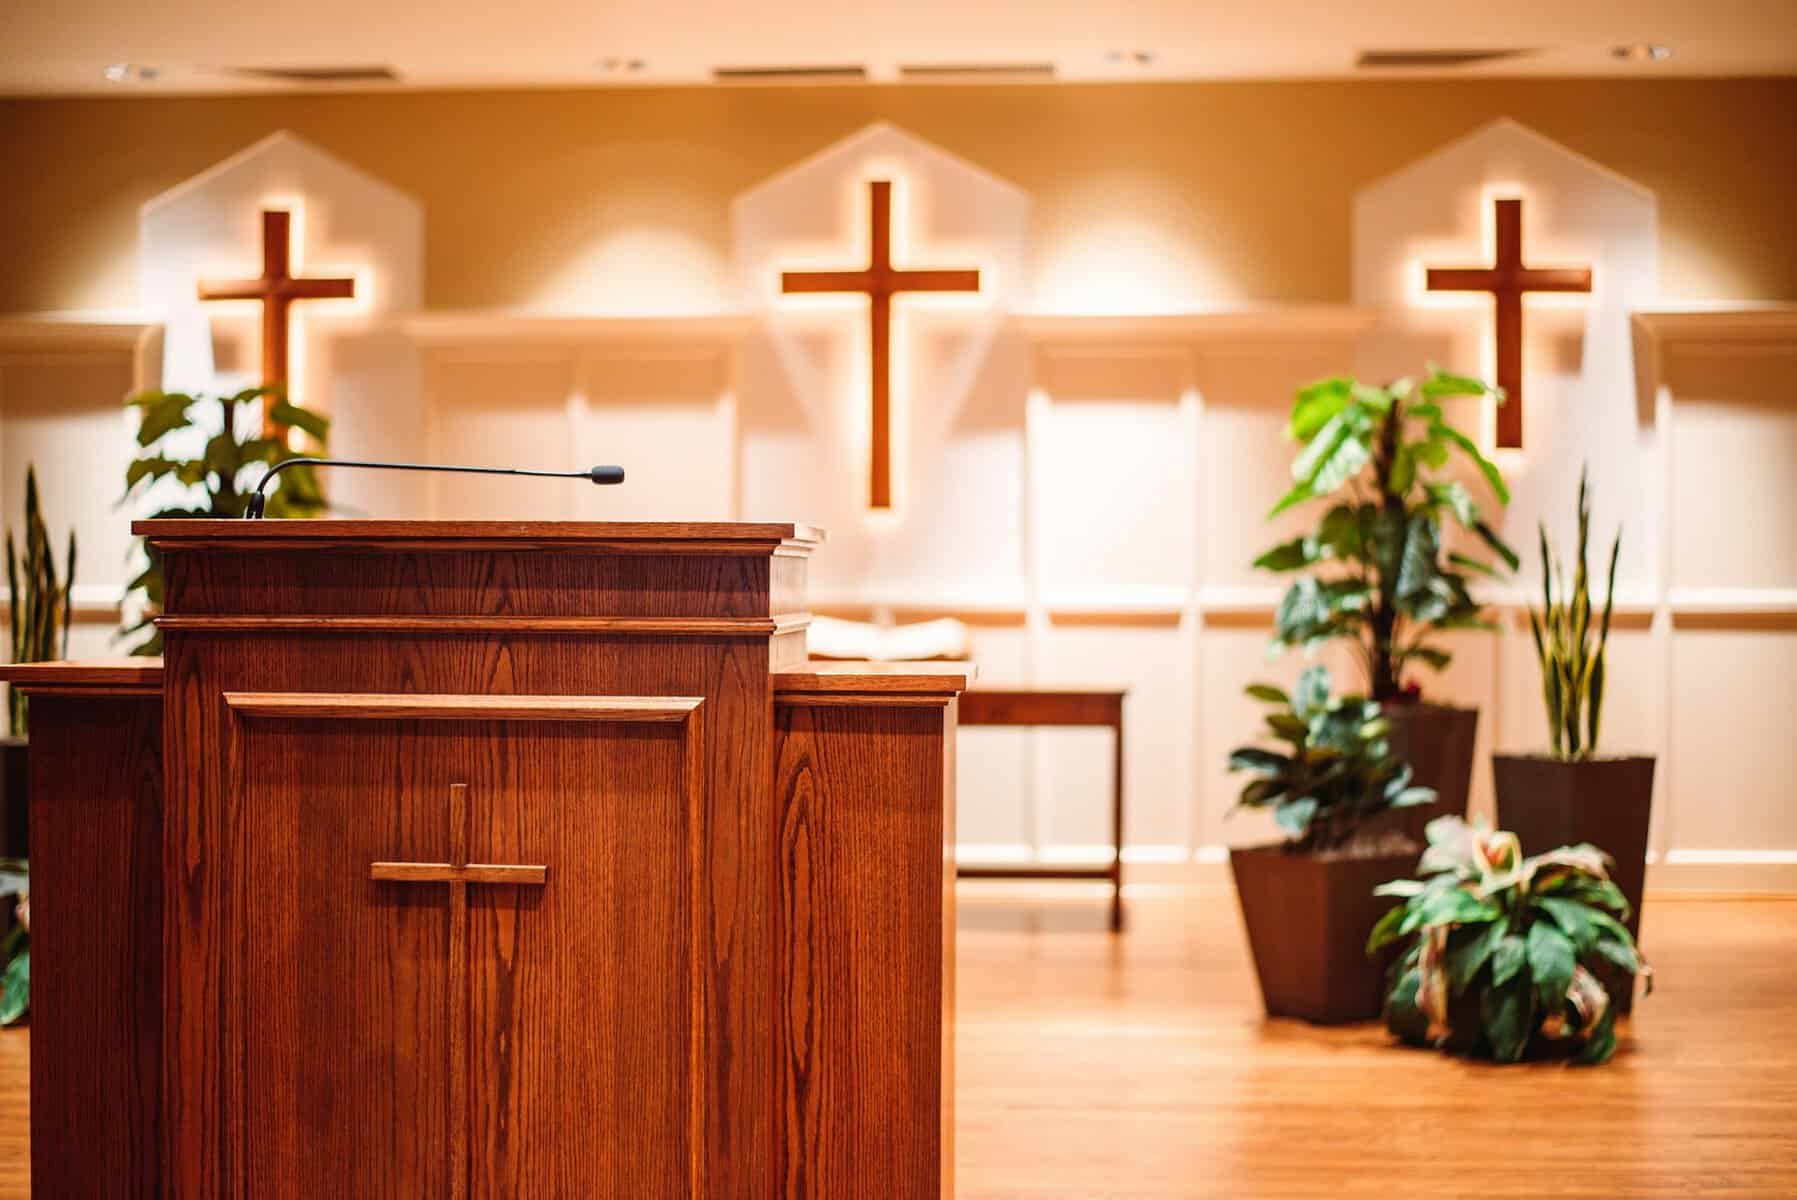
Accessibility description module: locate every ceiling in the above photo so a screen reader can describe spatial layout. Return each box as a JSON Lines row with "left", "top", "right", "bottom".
{"left": 3, "top": 0, "right": 1795, "bottom": 96}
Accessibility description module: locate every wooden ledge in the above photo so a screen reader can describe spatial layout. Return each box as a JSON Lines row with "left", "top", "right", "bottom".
{"left": 132, "top": 519, "right": 826, "bottom": 555}
{"left": 774, "top": 660, "right": 974, "bottom": 706}
{"left": 0, "top": 659, "right": 164, "bottom": 696}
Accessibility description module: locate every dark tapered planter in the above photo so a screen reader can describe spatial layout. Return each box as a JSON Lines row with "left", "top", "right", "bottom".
{"left": 0, "top": 736, "right": 24, "bottom": 860}
{"left": 1380, "top": 703, "right": 1479, "bottom": 842}
{"left": 1231, "top": 843, "right": 1419, "bottom": 1024}
{"left": 1495, "top": 753, "right": 1655, "bottom": 1013}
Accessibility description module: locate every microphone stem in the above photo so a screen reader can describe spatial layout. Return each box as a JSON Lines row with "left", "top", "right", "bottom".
{"left": 245, "top": 458, "right": 618, "bottom": 518}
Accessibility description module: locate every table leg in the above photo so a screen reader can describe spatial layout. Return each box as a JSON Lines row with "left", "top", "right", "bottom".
{"left": 1110, "top": 712, "right": 1125, "bottom": 933}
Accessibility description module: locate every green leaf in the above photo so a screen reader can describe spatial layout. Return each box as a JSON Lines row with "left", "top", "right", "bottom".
{"left": 1473, "top": 520, "right": 1521, "bottom": 572}
{"left": 1425, "top": 481, "right": 1478, "bottom": 527}
{"left": 1536, "top": 897, "right": 1598, "bottom": 950}
{"left": 1418, "top": 887, "right": 1501, "bottom": 929}
{"left": 1366, "top": 902, "right": 1408, "bottom": 954}
{"left": 1480, "top": 978, "right": 1534, "bottom": 1063}
{"left": 1491, "top": 934, "right": 1528, "bottom": 987}
{"left": 268, "top": 401, "right": 330, "bottom": 443}
{"left": 1447, "top": 916, "right": 1509, "bottom": 994}
{"left": 1526, "top": 921, "right": 1576, "bottom": 1009}
{"left": 1252, "top": 536, "right": 1311, "bottom": 572}
{"left": 1273, "top": 796, "right": 1319, "bottom": 838}
{"left": 1591, "top": 935, "right": 1640, "bottom": 975}
{"left": 1293, "top": 665, "right": 1331, "bottom": 718}
{"left": 1227, "top": 747, "right": 1290, "bottom": 774}
{"left": 1244, "top": 683, "right": 1289, "bottom": 706}
{"left": 1372, "top": 879, "right": 1425, "bottom": 899}
{"left": 1289, "top": 378, "right": 1352, "bottom": 440}
{"left": 1267, "top": 480, "right": 1314, "bottom": 519}
{"left": 131, "top": 393, "right": 197, "bottom": 447}
{"left": 1265, "top": 712, "right": 1308, "bottom": 740}
{"left": 1421, "top": 368, "right": 1492, "bottom": 398}
{"left": 1291, "top": 411, "right": 1349, "bottom": 485}
{"left": 0, "top": 950, "right": 27, "bottom": 1026}
{"left": 1310, "top": 433, "right": 1371, "bottom": 498}
{"left": 1389, "top": 786, "right": 1437, "bottom": 809}
{"left": 1574, "top": 1007, "right": 1618, "bottom": 1065}
{"left": 1434, "top": 423, "right": 1511, "bottom": 506}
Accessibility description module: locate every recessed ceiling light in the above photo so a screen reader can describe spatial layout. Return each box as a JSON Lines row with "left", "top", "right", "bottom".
{"left": 1104, "top": 50, "right": 1155, "bottom": 67}
{"left": 598, "top": 57, "right": 646, "bottom": 73}
{"left": 102, "top": 63, "right": 159, "bottom": 82}
{"left": 1611, "top": 43, "right": 1672, "bottom": 63}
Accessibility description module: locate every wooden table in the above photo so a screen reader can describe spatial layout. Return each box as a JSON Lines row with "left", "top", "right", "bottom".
{"left": 956, "top": 687, "right": 1127, "bottom": 931}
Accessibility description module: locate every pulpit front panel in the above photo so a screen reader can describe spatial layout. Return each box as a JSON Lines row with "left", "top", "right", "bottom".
{"left": 220, "top": 693, "right": 706, "bottom": 1198}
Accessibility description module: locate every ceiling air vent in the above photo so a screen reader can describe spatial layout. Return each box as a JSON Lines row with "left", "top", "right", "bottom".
{"left": 1356, "top": 49, "right": 1536, "bottom": 69}
{"left": 229, "top": 65, "right": 402, "bottom": 84}
{"left": 713, "top": 64, "right": 867, "bottom": 83}
{"left": 898, "top": 62, "right": 1056, "bottom": 81}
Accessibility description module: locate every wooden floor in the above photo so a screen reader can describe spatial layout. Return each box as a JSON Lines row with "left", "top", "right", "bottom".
{"left": 0, "top": 890, "right": 1793, "bottom": 1197}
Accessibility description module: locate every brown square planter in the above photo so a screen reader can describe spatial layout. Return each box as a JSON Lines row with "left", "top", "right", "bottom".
{"left": 1230, "top": 843, "right": 1419, "bottom": 1024}
{"left": 1377, "top": 703, "right": 1478, "bottom": 843}
{"left": 1494, "top": 753, "right": 1655, "bottom": 1013}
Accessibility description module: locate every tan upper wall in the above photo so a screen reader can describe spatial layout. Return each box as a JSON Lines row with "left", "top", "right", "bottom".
{"left": 2, "top": 77, "right": 1794, "bottom": 313}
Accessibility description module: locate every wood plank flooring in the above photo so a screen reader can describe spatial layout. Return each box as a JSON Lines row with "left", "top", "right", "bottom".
{"left": 0, "top": 890, "right": 1792, "bottom": 1197}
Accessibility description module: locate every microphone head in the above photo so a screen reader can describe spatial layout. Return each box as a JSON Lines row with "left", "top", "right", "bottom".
{"left": 588, "top": 465, "right": 625, "bottom": 485}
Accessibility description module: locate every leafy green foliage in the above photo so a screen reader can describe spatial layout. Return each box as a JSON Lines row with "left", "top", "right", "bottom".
{"left": 120, "top": 386, "right": 330, "bottom": 654}
{"left": 0, "top": 860, "right": 25, "bottom": 1026}
{"left": 1369, "top": 816, "right": 1647, "bottom": 1065}
{"left": 1255, "top": 369, "right": 1517, "bottom": 701}
{"left": 5, "top": 467, "right": 76, "bottom": 736}
{"left": 1528, "top": 466, "right": 1621, "bottom": 758}
{"left": 1226, "top": 665, "right": 1436, "bottom": 851}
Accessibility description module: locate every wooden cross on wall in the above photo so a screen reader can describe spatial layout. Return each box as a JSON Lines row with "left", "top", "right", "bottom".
{"left": 197, "top": 208, "right": 356, "bottom": 434}
{"left": 1426, "top": 197, "right": 1592, "bottom": 449}
{"left": 782, "top": 180, "right": 980, "bottom": 510}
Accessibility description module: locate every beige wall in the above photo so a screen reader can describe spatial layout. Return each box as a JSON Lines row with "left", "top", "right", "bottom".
{"left": 2, "top": 77, "right": 1795, "bottom": 314}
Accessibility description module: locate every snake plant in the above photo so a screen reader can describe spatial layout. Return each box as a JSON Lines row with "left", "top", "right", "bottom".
{"left": 6, "top": 466, "right": 76, "bottom": 736}
{"left": 1528, "top": 467, "right": 1620, "bottom": 758}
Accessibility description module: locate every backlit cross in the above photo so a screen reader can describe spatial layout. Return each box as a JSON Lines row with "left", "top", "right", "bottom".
{"left": 782, "top": 180, "right": 981, "bottom": 509}
{"left": 198, "top": 208, "right": 356, "bottom": 434}
{"left": 370, "top": 782, "right": 545, "bottom": 1199}
{"left": 1426, "top": 197, "right": 1592, "bottom": 449}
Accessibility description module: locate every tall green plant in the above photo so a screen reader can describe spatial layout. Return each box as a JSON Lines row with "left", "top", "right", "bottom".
{"left": 1529, "top": 467, "right": 1620, "bottom": 759}
{"left": 120, "top": 385, "right": 329, "bottom": 654}
{"left": 1255, "top": 368, "right": 1518, "bottom": 702}
{"left": 5, "top": 466, "right": 76, "bottom": 736}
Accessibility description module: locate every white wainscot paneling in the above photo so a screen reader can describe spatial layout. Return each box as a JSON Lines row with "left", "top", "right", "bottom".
{"left": 1666, "top": 350, "right": 1797, "bottom": 593}
{"left": 1032, "top": 352, "right": 1195, "bottom": 601}
{"left": 955, "top": 625, "right": 1035, "bottom": 858}
{"left": 1669, "top": 629, "right": 1797, "bottom": 854}
{"left": 1034, "top": 620, "right": 1191, "bottom": 859}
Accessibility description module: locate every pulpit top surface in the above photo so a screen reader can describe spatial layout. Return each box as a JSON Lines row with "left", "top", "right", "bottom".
{"left": 131, "top": 519, "right": 825, "bottom": 550}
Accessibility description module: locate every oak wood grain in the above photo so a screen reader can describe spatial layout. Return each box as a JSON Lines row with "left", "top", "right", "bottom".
{"left": 226, "top": 691, "right": 701, "bottom": 722}
{"left": 0, "top": 660, "right": 163, "bottom": 689}
{"left": 134, "top": 519, "right": 825, "bottom": 547}
{"left": 157, "top": 525, "right": 796, "bottom": 1197}
{"left": 774, "top": 698, "right": 956, "bottom": 1198}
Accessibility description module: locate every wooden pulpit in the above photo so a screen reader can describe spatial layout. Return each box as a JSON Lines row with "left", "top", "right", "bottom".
{"left": 3, "top": 520, "right": 966, "bottom": 1198}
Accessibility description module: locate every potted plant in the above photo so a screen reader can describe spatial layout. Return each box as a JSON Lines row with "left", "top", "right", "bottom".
{"left": 120, "top": 384, "right": 329, "bottom": 654}
{"left": 1254, "top": 367, "right": 1517, "bottom": 838}
{"left": 1369, "top": 816, "right": 1648, "bottom": 1064}
{"left": 1496, "top": 467, "right": 1652, "bottom": 1011}
{"left": 1228, "top": 664, "right": 1437, "bottom": 1023}
{"left": 2, "top": 467, "right": 76, "bottom": 856}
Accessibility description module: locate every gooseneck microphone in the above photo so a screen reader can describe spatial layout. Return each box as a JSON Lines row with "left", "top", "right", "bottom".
{"left": 243, "top": 457, "right": 626, "bottom": 518}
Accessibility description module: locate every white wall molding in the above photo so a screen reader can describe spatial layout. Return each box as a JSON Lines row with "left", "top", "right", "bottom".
{"left": 396, "top": 310, "right": 754, "bottom": 349}
{"left": 1631, "top": 305, "right": 1797, "bottom": 415}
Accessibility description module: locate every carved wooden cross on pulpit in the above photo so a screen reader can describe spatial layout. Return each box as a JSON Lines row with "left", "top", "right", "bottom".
{"left": 370, "top": 781, "right": 546, "bottom": 1198}
{"left": 782, "top": 179, "right": 981, "bottom": 509}
{"left": 1426, "top": 197, "right": 1592, "bottom": 449}
{"left": 197, "top": 208, "right": 356, "bottom": 435}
